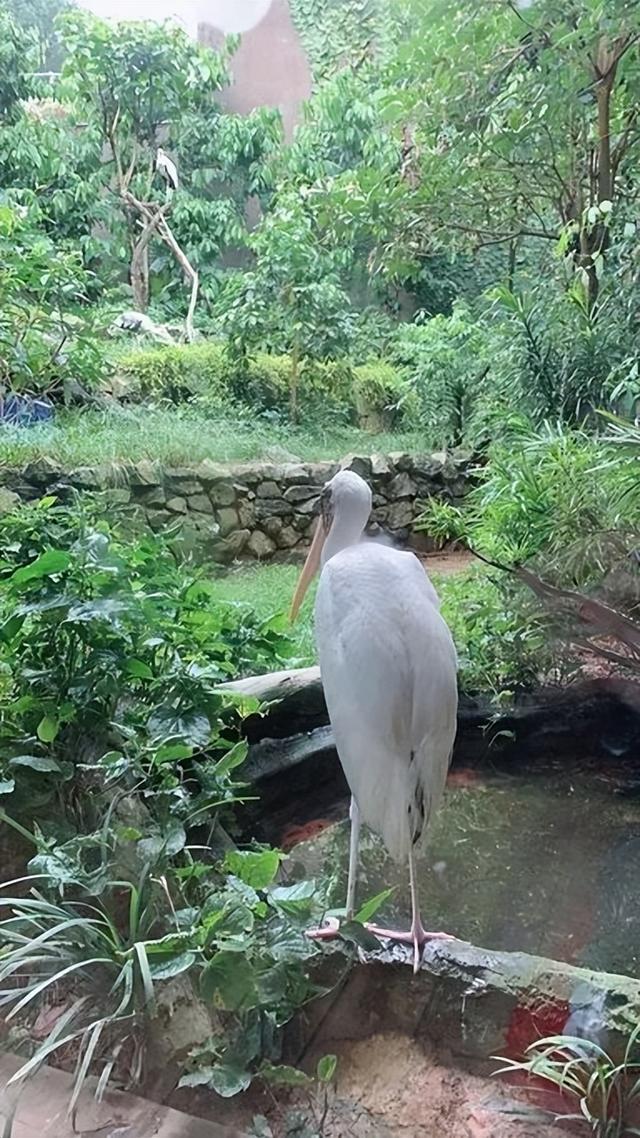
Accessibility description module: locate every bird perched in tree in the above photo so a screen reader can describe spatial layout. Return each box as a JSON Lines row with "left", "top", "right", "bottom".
{"left": 155, "top": 147, "right": 179, "bottom": 196}
{"left": 290, "top": 470, "right": 458, "bottom": 972}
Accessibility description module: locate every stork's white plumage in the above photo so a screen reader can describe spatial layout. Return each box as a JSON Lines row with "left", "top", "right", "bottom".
{"left": 155, "top": 147, "right": 179, "bottom": 192}
{"left": 290, "top": 469, "right": 458, "bottom": 971}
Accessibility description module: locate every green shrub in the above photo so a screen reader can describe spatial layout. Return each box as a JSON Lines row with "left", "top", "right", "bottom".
{"left": 390, "top": 303, "right": 494, "bottom": 446}
{"left": 116, "top": 341, "right": 411, "bottom": 428}
{"left": 419, "top": 420, "right": 640, "bottom": 589}
{"left": 352, "top": 360, "right": 416, "bottom": 430}
{"left": 117, "top": 341, "right": 229, "bottom": 403}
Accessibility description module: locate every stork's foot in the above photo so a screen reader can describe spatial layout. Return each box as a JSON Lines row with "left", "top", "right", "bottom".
{"left": 306, "top": 916, "right": 342, "bottom": 941}
{"left": 364, "top": 922, "right": 453, "bottom": 973}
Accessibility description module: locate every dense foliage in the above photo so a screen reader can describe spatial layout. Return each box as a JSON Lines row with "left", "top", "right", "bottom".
{"left": 0, "top": 497, "right": 339, "bottom": 1103}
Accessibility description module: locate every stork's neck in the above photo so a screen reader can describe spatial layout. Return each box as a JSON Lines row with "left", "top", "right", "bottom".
{"left": 322, "top": 513, "right": 367, "bottom": 565}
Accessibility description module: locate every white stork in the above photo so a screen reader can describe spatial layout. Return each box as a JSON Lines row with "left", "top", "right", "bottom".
{"left": 290, "top": 470, "right": 458, "bottom": 971}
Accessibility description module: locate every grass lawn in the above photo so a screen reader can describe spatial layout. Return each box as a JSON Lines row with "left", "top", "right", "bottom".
{"left": 214, "top": 561, "right": 317, "bottom": 665}
{"left": 212, "top": 560, "right": 550, "bottom": 695}
{"left": 0, "top": 406, "right": 431, "bottom": 468}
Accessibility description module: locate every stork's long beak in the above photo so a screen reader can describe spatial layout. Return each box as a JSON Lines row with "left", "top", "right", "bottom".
{"left": 290, "top": 515, "right": 327, "bottom": 622}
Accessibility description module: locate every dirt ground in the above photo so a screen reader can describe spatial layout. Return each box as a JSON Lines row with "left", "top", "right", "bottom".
{"left": 172, "top": 1033, "right": 573, "bottom": 1138}
{"left": 277, "top": 1034, "right": 573, "bottom": 1138}
{"left": 420, "top": 548, "right": 476, "bottom": 577}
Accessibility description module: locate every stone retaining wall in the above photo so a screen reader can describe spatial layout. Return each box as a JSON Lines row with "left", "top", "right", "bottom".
{"left": 0, "top": 450, "right": 472, "bottom": 562}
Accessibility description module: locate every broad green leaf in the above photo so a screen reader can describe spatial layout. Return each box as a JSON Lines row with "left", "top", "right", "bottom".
{"left": 316, "top": 1054, "right": 337, "bottom": 1083}
{"left": 0, "top": 778, "right": 15, "bottom": 795}
{"left": 10, "top": 755, "right": 61, "bottom": 773}
{"left": 12, "top": 550, "right": 71, "bottom": 584}
{"left": 201, "top": 951, "right": 258, "bottom": 1011}
{"left": 225, "top": 848, "right": 282, "bottom": 890}
{"left": 268, "top": 879, "right": 317, "bottom": 916}
{"left": 338, "top": 921, "right": 382, "bottom": 953}
{"left": 215, "top": 740, "right": 248, "bottom": 777}
{"left": 259, "top": 1061, "right": 311, "bottom": 1088}
{"left": 148, "top": 707, "right": 210, "bottom": 748}
{"left": 179, "top": 1063, "right": 251, "bottom": 1098}
{"left": 125, "top": 659, "right": 153, "bottom": 679}
{"left": 148, "top": 951, "right": 195, "bottom": 980}
{"left": 355, "top": 888, "right": 394, "bottom": 924}
{"left": 37, "top": 716, "right": 59, "bottom": 743}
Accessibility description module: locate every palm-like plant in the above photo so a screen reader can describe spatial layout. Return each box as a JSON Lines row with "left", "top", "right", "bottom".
{"left": 496, "top": 1028, "right": 640, "bottom": 1137}
{"left": 0, "top": 870, "right": 194, "bottom": 1114}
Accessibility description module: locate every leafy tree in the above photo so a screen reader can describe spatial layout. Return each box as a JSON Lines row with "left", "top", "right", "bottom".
{"left": 0, "top": 3, "right": 36, "bottom": 119}
{"left": 57, "top": 12, "right": 229, "bottom": 320}
{"left": 378, "top": 0, "right": 640, "bottom": 307}
{"left": 0, "top": 199, "right": 105, "bottom": 395}
{"left": 218, "top": 191, "right": 352, "bottom": 422}
{"left": 5, "top": 0, "right": 69, "bottom": 70}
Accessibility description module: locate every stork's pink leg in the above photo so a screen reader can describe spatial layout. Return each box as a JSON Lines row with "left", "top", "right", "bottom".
{"left": 365, "top": 849, "right": 453, "bottom": 972}
{"left": 306, "top": 799, "right": 360, "bottom": 941}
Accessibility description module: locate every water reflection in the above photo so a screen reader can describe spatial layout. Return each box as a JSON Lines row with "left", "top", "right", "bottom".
{"left": 289, "top": 761, "right": 640, "bottom": 977}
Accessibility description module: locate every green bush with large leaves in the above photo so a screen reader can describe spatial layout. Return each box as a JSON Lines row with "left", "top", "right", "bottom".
{"left": 0, "top": 200, "right": 106, "bottom": 395}
{"left": 0, "top": 495, "right": 337, "bottom": 1104}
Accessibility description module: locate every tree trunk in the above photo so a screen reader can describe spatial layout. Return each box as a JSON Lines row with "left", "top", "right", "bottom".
{"left": 130, "top": 239, "right": 149, "bottom": 311}
{"left": 290, "top": 340, "right": 300, "bottom": 424}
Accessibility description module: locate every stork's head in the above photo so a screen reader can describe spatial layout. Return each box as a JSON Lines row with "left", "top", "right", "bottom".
{"left": 290, "top": 470, "right": 372, "bottom": 621}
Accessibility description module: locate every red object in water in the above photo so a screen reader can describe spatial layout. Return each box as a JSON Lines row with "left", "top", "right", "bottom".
{"left": 502, "top": 999, "right": 574, "bottom": 1117}
{"left": 506, "top": 999, "right": 570, "bottom": 1059}
{"left": 446, "top": 768, "right": 482, "bottom": 787}
{"left": 280, "top": 818, "right": 333, "bottom": 851}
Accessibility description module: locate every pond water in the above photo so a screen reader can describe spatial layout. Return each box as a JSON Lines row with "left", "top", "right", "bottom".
{"left": 287, "top": 755, "right": 640, "bottom": 978}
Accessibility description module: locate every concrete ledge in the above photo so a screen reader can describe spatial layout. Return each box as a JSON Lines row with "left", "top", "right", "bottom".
{"left": 0, "top": 1053, "right": 246, "bottom": 1138}
{"left": 285, "top": 938, "right": 640, "bottom": 1074}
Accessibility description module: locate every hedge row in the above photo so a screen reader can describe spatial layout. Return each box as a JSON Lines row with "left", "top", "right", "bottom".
{"left": 116, "top": 342, "right": 415, "bottom": 428}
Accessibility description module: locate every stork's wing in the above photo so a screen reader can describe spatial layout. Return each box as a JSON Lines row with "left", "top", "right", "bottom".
{"left": 315, "top": 546, "right": 457, "bottom": 862}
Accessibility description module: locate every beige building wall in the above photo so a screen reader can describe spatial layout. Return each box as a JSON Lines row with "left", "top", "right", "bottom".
{"left": 198, "top": 0, "right": 312, "bottom": 139}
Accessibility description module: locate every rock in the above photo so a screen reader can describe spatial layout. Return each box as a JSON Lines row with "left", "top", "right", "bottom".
{"left": 386, "top": 500, "right": 414, "bottom": 529}
{"left": 255, "top": 498, "right": 293, "bottom": 519}
{"left": 388, "top": 471, "right": 417, "bottom": 498}
{"left": 128, "top": 459, "right": 162, "bottom": 486}
{"left": 450, "top": 476, "right": 469, "bottom": 498}
{"left": 340, "top": 454, "right": 372, "bottom": 479}
{"left": 147, "top": 509, "right": 172, "bottom": 531}
{"left": 293, "top": 514, "right": 314, "bottom": 532}
{"left": 103, "top": 488, "right": 131, "bottom": 506}
{"left": 370, "top": 453, "right": 392, "bottom": 477}
{"left": 166, "top": 496, "right": 187, "bottom": 514}
{"left": 168, "top": 479, "right": 202, "bottom": 496}
{"left": 216, "top": 506, "right": 239, "bottom": 536}
{"left": 23, "top": 455, "right": 62, "bottom": 484}
{"left": 247, "top": 530, "right": 276, "bottom": 558}
{"left": 237, "top": 497, "right": 255, "bottom": 527}
{"left": 256, "top": 480, "right": 283, "bottom": 498}
{"left": 191, "top": 459, "right": 227, "bottom": 483}
{"left": 189, "top": 493, "right": 214, "bottom": 514}
{"left": 69, "top": 466, "right": 102, "bottom": 488}
{"left": 296, "top": 495, "right": 321, "bottom": 515}
{"left": 388, "top": 451, "right": 413, "bottom": 472}
{"left": 137, "top": 487, "right": 167, "bottom": 508}
{"left": 281, "top": 463, "right": 311, "bottom": 485}
{"left": 283, "top": 484, "right": 322, "bottom": 504}
{"left": 304, "top": 461, "right": 339, "bottom": 483}
{"left": 263, "top": 516, "right": 283, "bottom": 539}
{"left": 0, "top": 487, "right": 20, "bottom": 514}
{"left": 277, "top": 525, "right": 300, "bottom": 549}
{"left": 209, "top": 481, "right": 235, "bottom": 507}
{"left": 222, "top": 529, "right": 250, "bottom": 558}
